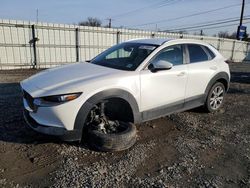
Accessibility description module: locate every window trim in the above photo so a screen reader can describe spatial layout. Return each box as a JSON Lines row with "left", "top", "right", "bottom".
{"left": 143, "top": 44, "right": 186, "bottom": 70}
{"left": 186, "top": 43, "right": 214, "bottom": 64}
{"left": 202, "top": 46, "right": 216, "bottom": 60}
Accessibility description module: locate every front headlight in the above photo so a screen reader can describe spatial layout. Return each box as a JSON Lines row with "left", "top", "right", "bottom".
{"left": 34, "top": 92, "right": 82, "bottom": 107}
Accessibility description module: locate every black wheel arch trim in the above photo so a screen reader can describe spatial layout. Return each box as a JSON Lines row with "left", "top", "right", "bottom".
{"left": 73, "top": 89, "right": 141, "bottom": 136}
{"left": 205, "top": 72, "right": 230, "bottom": 96}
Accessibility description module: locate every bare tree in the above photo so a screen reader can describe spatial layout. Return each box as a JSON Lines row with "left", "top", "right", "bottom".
{"left": 218, "top": 31, "right": 230, "bottom": 38}
{"left": 79, "top": 17, "right": 102, "bottom": 27}
{"left": 229, "top": 32, "right": 237, "bottom": 39}
{"left": 217, "top": 31, "right": 249, "bottom": 41}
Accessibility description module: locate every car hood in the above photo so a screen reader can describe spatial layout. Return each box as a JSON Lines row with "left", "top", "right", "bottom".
{"left": 21, "top": 62, "right": 121, "bottom": 96}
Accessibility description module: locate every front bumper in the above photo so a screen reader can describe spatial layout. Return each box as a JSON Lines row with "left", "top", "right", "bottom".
{"left": 23, "top": 110, "right": 82, "bottom": 141}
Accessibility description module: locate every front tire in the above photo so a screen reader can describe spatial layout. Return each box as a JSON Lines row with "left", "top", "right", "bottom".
{"left": 204, "top": 82, "right": 225, "bottom": 112}
{"left": 88, "top": 122, "right": 137, "bottom": 151}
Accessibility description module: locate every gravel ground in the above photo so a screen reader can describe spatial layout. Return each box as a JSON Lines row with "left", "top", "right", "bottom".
{"left": 0, "top": 63, "right": 249, "bottom": 187}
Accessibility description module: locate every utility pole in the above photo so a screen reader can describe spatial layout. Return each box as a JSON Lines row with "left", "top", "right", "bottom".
{"left": 200, "top": 29, "right": 203, "bottom": 36}
{"left": 237, "top": 0, "right": 245, "bottom": 40}
{"left": 36, "top": 9, "right": 39, "bottom": 23}
{"left": 108, "top": 18, "right": 112, "bottom": 28}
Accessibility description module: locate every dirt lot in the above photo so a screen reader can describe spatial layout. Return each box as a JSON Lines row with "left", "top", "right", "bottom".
{"left": 0, "top": 63, "right": 250, "bottom": 188}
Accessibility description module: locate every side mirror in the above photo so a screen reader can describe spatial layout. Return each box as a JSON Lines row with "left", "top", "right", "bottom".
{"left": 148, "top": 60, "right": 173, "bottom": 72}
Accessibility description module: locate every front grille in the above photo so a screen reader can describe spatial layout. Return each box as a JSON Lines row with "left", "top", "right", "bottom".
{"left": 23, "top": 90, "right": 35, "bottom": 110}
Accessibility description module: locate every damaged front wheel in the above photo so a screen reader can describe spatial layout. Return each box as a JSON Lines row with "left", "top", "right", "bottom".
{"left": 88, "top": 121, "right": 137, "bottom": 151}
{"left": 86, "top": 102, "right": 137, "bottom": 151}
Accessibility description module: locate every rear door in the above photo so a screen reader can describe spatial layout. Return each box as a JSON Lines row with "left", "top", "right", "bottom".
{"left": 185, "top": 44, "right": 218, "bottom": 99}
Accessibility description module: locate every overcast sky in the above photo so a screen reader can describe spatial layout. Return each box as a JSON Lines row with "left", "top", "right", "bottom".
{"left": 1, "top": 0, "right": 250, "bottom": 36}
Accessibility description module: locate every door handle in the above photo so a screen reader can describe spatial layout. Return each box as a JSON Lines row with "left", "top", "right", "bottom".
{"left": 210, "top": 66, "right": 218, "bottom": 70}
{"left": 177, "top": 72, "right": 186, "bottom": 77}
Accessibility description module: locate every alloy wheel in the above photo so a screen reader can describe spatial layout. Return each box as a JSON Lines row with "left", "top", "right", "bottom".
{"left": 209, "top": 85, "right": 224, "bottom": 110}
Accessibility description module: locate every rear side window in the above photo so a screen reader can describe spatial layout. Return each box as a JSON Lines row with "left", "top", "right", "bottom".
{"left": 187, "top": 44, "right": 209, "bottom": 63}
{"left": 204, "top": 46, "right": 216, "bottom": 59}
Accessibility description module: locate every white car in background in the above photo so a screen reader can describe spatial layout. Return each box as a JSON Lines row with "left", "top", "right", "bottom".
{"left": 21, "top": 38, "right": 230, "bottom": 150}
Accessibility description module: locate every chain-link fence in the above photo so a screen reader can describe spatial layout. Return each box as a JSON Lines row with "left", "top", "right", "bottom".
{"left": 0, "top": 19, "right": 249, "bottom": 69}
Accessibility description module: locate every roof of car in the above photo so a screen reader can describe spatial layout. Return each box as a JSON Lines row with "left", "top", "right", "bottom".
{"left": 125, "top": 38, "right": 173, "bottom": 45}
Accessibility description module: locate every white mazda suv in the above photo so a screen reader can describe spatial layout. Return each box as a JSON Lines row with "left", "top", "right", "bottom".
{"left": 21, "top": 38, "right": 230, "bottom": 141}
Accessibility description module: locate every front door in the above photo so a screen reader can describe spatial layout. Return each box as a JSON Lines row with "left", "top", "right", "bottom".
{"left": 140, "top": 44, "right": 188, "bottom": 119}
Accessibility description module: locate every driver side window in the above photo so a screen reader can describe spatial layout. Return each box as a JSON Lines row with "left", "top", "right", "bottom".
{"left": 152, "top": 45, "right": 184, "bottom": 66}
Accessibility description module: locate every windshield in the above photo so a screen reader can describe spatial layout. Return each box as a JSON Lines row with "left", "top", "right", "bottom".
{"left": 91, "top": 42, "right": 158, "bottom": 71}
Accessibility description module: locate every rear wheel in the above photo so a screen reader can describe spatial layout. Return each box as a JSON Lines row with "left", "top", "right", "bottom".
{"left": 204, "top": 82, "right": 225, "bottom": 112}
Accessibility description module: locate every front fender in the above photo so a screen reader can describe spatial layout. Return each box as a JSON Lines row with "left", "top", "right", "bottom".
{"left": 73, "top": 89, "right": 141, "bottom": 137}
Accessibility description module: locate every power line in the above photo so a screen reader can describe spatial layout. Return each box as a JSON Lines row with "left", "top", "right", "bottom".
{"left": 110, "top": 0, "right": 171, "bottom": 19}
{"left": 175, "top": 20, "right": 250, "bottom": 32}
{"left": 110, "top": 0, "right": 182, "bottom": 19}
{"left": 164, "top": 15, "right": 249, "bottom": 30}
{"left": 190, "top": 21, "right": 250, "bottom": 32}
{"left": 165, "top": 16, "right": 250, "bottom": 32}
{"left": 151, "top": 0, "right": 183, "bottom": 8}
{"left": 127, "top": 2, "right": 250, "bottom": 28}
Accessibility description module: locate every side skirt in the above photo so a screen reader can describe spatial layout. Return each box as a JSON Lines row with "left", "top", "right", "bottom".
{"left": 141, "top": 94, "right": 205, "bottom": 122}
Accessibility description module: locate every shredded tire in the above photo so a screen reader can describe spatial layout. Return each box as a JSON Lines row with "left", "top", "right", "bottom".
{"left": 87, "top": 122, "right": 137, "bottom": 152}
